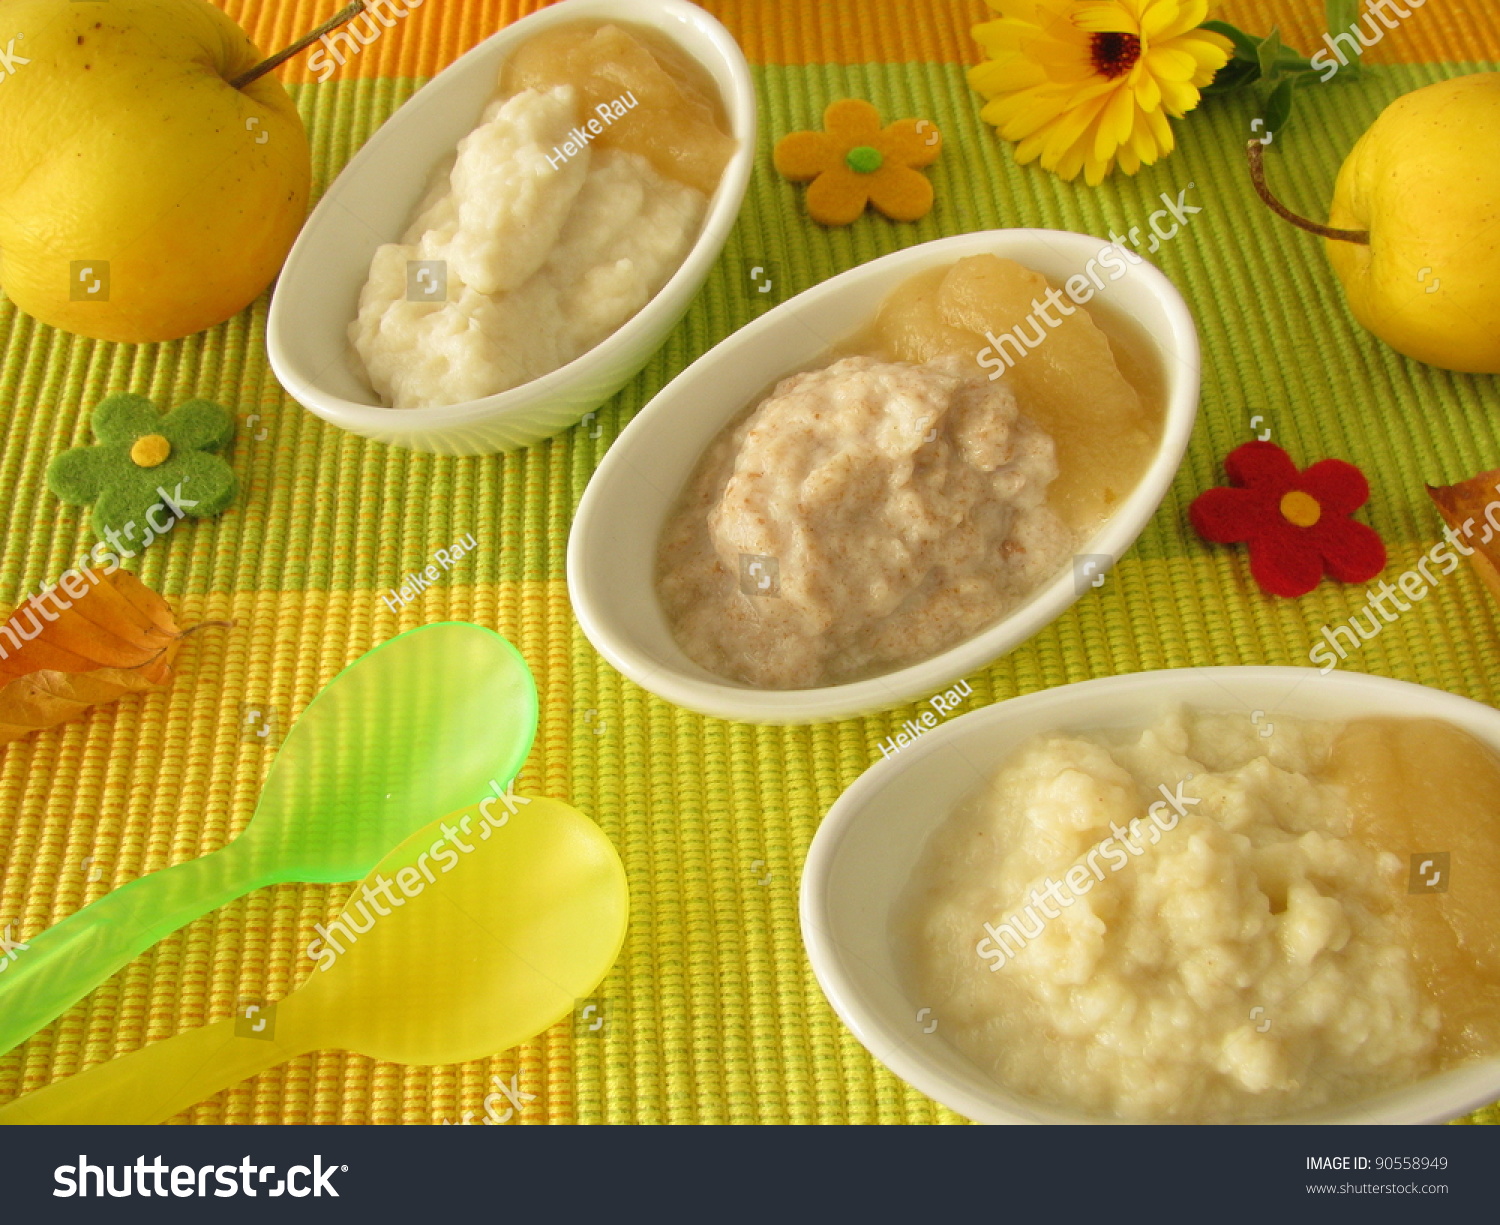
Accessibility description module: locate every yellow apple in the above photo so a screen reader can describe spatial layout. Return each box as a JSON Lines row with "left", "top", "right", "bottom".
{"left": 0, "top": 0, "right": 311, "bottom": 343}
{"left": 1325, "top": 73, "right": 1500, "bottom": 375}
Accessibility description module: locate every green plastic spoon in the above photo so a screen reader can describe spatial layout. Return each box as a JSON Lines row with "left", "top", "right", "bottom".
{"left": 0, "top": 621, "right": 538, "bottom": 1059}
{"left": 0, "top": 797, "right": 628, "bottom": 1124}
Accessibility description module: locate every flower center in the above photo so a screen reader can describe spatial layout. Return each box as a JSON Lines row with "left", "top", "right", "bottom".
{"left": 130, "top": 434, "right": 172, "bottom": 468}
{"left": 845, "top": 145, "right": 884, "bottom": 174}
{"left": 1090, "top": 31, "right": 1143, "bottom": 79}
{"left": 1280, "top": 490, "right": 1322, "bottom": 528}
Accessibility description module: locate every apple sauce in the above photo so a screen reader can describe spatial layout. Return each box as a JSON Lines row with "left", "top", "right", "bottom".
{"left": 1326, "top": 717, "right": 1500, "bottom": 1064}
{"left": 849, "top": 254, "right": 1164, "bottom": 533}
{"left": 655, "top": 255, "right": 1164, "bottom": 690}
{"left": 500, "top": 21, "right": 735, "bottom": 198}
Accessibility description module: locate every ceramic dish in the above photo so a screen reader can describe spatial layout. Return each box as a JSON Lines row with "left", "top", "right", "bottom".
{"left": 567, "top": 228, "right": 1201, "bottom": 724}
{"left": 266, "top": 0, "right": 755, "bottom": 455}
{"left": 799, "top": 666, "right": 1500, "bottom": 1124}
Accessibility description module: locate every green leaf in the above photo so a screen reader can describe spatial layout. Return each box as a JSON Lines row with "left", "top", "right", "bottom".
{"left": 1257, "top": 27, "right": 1284, "bottom": 82}
{"left": 1263, "top": 74, "right": 1298, "bottom": 140}
{"left": 1323, "top": 0, "right": 1363, "bottom": 79}
{"left": 1201, "top": 19, "right": 1261, "bottom": 63}
{"left": 1326, "top": 0, "right": 1359, "bottom": 37}
{"left": 1203, "top": 58, "right": 1261, "bottom": 96}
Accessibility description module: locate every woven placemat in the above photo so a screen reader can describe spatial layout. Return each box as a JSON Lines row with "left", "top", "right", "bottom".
{"left": 0, "top": 0, "right": 1495, "bottom": 1124}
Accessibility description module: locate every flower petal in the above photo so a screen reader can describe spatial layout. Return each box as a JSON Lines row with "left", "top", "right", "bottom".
{"left": 823, "top": 98, "right": 883, "bottom": 141}
{"left": 1178, "top": 30, "right": 1233, "bottom": 81}
{"left": 1146, "top": 102, "right": 1176, "bottom": 153}
{"left": 1248, "top": 526, "right": 1327, "bottom": 598}
{"left": 866, "top": 165, "right": 934, "bottom": 222}
{"left": 1040, "top": 90, "right": 1111, "bottom": 166}
{"left": 161, "top": 399, "right": 235, "bottom": 453}
{"left": 1012, "top": 129, "right": 1046, "bottom": 165}
{"left": 1083, "top": 150, "right": 1115, "bottom": 185}
{"left": 1156, "top": 74, "right": 1201, "bottom": 115}
{"left": 988, "top": 86, "right": 1072, "bottom": 137}
{"left": 773, "top": 130, "right": 836, "bottom": 180}
{"left": 1129, "top": 113, "right": 1161, "bottom": 163}
{"left": 1146, "top": 45, "right": 1199, "bottom": 83}
{"left": 90, "top": 481, "right": 157, "bottom": 544}
{"left": 1030, "top": 40, "right": 1101, "bottom": 84}
{"left": 1223, "top": 440, "right": 1299, "bottom": 492}
{"left": 1298, "top": 458, "right": 1371, "bottom": 517}
{"left": 804, "top": 167, "right": 871, "bottom": 226}
{"left": 92, "top": 393, "right": 161, "bottom": 446}
{"left": 1132, "top": 65, "right": 1161, "bottom": 113}
{"left": 1030, "top": 14, "right": 1101, "bottom": 79}
{"left": 1149, "top": 0, "right": 1210, "bottom": 40}
{"left": 878, "top": 118, "right": 943, "bottom": 167}
{"left": 1094, "top": 84, "right": 1138, "bottom": 162}
{"left": 1054, "top": 142, "right": 1090, "bottom": 181}
{"left": 1138, "top": 0, "right": 1184, "bottom": 39}
{"left": 47, "top": 445, "right": 113, "bottom": 505}
{"left": 1190, "top": 485, "right": 1272, "bottom": 544}
{"left": 969, "top": 57, "right": 1048, "bottom": 95}
{"left": 1071, "top": 2, "right": 1139, "bottom": 34}
{"left": 1312, "top": 517, "right": 1387, "bottom": 584}
{"left": 161, "top": 450, "right": 238, "bottom": 518}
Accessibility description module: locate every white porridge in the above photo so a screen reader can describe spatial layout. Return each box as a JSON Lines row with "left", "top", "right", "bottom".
{"left": 350, "top": 21, "right": 733, "bottom": 409}
{"left": 902, "top": 708, "right": 1441, "bottom": 1122}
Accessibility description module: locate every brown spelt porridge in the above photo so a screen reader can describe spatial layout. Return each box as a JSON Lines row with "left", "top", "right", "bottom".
{"left": 655, "top": 255, "right": 1164, "bottom": 690}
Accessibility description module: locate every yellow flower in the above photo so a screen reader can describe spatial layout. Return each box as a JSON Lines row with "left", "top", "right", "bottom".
{"left": 969, "top": 0, "right": 1232, "bottom": 185}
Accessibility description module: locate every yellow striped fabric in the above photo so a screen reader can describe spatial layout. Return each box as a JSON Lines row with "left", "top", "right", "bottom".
{"left": 0, "top": 0, "right": 1495, "bottom": 1125}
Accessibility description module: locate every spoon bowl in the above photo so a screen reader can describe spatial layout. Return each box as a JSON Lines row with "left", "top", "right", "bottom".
{"left": 0, "top": 797, "right": 629, "bottom": 1124}
{"left": 237, "top": 621, "right": 539, "bottom": 880}
{"left": 294, "top": 796, "right": 630, "bottom": 1066}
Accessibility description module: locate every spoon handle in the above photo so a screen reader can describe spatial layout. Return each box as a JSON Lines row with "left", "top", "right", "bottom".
{"left": 0, "top": 1017, "right": 304, "bottom": 1125}
{"left": 0, "top": 847, "right": 255, "bottom": 1057}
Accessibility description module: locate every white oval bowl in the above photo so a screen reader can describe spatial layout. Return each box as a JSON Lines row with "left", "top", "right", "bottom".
{"left": 800, "top": 666, "right": 1500, "bottom": 1124}
{"left": 567, "top": 229, "right": 1201, "bottom": 724}
{"left": 266, "top": 0, "right": 755, "bottom": 456}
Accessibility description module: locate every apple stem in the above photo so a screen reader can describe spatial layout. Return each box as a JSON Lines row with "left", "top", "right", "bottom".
{"left": 229, "top": 1, "right": 367, "bottom": 91}
{"left": 1247, "top": 140, "right": 1371, "bottom": 245}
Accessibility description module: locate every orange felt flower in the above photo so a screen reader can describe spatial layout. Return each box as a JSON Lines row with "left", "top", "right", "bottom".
{"left": 774, "top": 99, "right": 943, "bottom": 226}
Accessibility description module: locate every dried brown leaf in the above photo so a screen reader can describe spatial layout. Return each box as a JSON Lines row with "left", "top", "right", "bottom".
{"left": 1427, "top": 469, "right": 1500, "bottom": 604}
{"left": 0, "top": 569, "right": 192, "bottom": 746}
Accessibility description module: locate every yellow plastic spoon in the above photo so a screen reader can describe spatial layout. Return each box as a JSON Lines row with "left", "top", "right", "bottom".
{"left": 0, "top": 796, "right": 628, "bottom": 1125}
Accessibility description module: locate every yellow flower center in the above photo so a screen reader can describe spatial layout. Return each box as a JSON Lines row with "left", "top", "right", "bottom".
{"left": 1280, "top": 490, "right": 1322, "bottom": 528}
{"left": 1091, "top": 31, "right": 1143, "bottom": 79}
{"left": 130, "top": 434, "right": 172, "bottom": 468}
{"left": 845, "top": 145, "right": 884, "bottom": 174}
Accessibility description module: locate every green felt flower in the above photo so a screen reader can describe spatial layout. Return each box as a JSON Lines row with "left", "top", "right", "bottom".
{"left": 47, "top": 393, "right": 237, "bottom": 543}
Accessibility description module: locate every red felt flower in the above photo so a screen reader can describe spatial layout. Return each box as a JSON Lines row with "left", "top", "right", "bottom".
{"left": 1189, "top": 441, "right": 1385, "bottom": 598}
